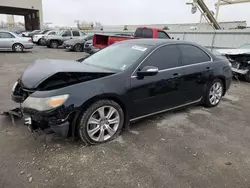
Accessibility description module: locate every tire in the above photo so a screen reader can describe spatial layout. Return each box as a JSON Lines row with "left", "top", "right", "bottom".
{"left": 38, "top": 39, "right": 45, "bottom": 46}
{"left": 50, "top": 40, "right": 59, "bottom": 48}
{"left": 78, "top": 100, "right": 124, "bottom": 145}
{"left": 74, "top": 43, "right": 83, "bottom": 52}
{"left": 244, "top": 71, "right": 250, "bottom": 82}
{"left": 12, "top": 43, "right": 24, "bottom": 52}
{"left": 204, "top": 79, "right": 224, "bottom": 107}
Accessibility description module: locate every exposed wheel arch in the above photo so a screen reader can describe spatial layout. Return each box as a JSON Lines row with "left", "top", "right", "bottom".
{"left": 71, "top": 94, "right": 129, "bottom": 138}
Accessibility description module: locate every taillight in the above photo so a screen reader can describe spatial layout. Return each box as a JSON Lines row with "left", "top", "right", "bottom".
{"left": 28, "top": 39, "right": 32, "bottom": 43}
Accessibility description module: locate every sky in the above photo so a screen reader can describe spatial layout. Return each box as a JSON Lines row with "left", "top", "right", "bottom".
{"left": 1, "top": 0, "right": 250, "bottom": 26}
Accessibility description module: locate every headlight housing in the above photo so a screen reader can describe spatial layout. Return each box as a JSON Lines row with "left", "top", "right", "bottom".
{"left": 22, "top": 94, "right": 69, "bottom": 111}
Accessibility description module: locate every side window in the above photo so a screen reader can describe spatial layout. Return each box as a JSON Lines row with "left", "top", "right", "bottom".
{"left": 134, "top": 28, "right": 143, "bottom": 37}
{"left": 63, "top": 30, "right": 71, "bottom": 37}
{"left": 142, "top": 45, "right": 180, "bottom": 70}
{"left": 158, "top": 31, "right": 170, "bottom": 39}
{"left": 178, "top": 44, "right": 211, "bottom": 66}
{"left": 73, "top": 31, "right": 80, "bottom": 36}
{"left": 0, "top": 32, "right": 14, "bottom": 38}
{"left": 142, "top": 29, "right": 153, "bottom": 38}
{"left": 49, "top": 32, "right": 56, "bottom": 35}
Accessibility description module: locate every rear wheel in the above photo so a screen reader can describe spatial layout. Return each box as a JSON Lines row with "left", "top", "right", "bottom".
{"left": 12, "top": 43, "right": 24, "bottom": 52}
{"left": 74, "top": 43, "right": 83, "bottom": 52}
{"left": 50, "top": 41, "right": 59, "bottom": 48}
{"left": 78, "top": 100, "right": 124, "bottom": 145}
{"left": 244, "top": 71, "right": 250, "bottom": 82}
{"left": 204, "top": 79, "right": 224, "bottom": 107}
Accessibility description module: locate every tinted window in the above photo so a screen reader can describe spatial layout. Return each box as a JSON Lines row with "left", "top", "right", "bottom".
{"left": 158, "top": 31, "right": 170, "bottom": 39}
{"left": 62, "top": 30, "right": 71, "bottom": 36}
{"left": 142, "top": 45, "right": 180, "bottom": 70}
{"left": 142, "top": 29, "right": 153, "bottom": 38}
{"left": 49, "top": 32, "right": 56, "bottom": 35}
{"left": 73, "top": 31, "right": 80, "bottom": 36}
{"left": 0, "top": 32, "right": 14, "bottom": 38}
{"left": 134, "top": 28, "right": 143, "bottom": 37}
{"left": 178, "top": 44, "right": 211, "bottom": 66}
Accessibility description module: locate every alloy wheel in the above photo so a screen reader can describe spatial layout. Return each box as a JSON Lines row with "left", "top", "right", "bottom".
{"left": 86, "top": 106, "right": 120, "bottom": 142}
{"left": 75, "top": 44, "right": 83, "bottom": 52}
{"left": 14, "top": 44, "right": 23, "bottom": 52}
{"left": 209, "top": 82, "right": 223, "bottom": 105}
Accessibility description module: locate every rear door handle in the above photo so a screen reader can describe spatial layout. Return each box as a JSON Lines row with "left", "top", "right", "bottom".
{"left": 206, "top": 67, "right": 212, "bottom": 71}
{"left": 172, "top": 73, "right": 181, "bottom": 78}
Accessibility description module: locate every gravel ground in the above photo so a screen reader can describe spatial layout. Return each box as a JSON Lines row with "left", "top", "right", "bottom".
{"left": 0, "top": 46, "right": 250, "bottom": 188}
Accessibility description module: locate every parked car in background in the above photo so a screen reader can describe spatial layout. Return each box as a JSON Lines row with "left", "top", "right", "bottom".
{"left": 22, "top": 30, "right": 41, "bottom": 37}
{"left": 217, "top": 44, "right": 250, "bottom": 82}
{"left": 84, "top": 39, "right": 100, "bottom": 54}
{"left": 0, "top": 30, "right": 34, "bottom": 52}
{"left": 12, "top": 39, "right": 232, "bottom": 145}
{"left": 32, "top": 30, "right": 59, "bottom": 45}
{"left": 45, "top": 30, "right": 86, "bottom": 48}
{"left": 63, "top": 34, "right": 94, "bottom": 52}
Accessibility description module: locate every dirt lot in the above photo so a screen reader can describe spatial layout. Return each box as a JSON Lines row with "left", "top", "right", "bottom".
{"left": 0, "top": 46, "right": 250, "bottom": 188}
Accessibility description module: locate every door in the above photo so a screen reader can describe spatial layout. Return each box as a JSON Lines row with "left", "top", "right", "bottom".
{"left": 62, "top": 30, "right": 72, "bottom": 41}
{"left": 72, "top": 31, "right": 81, "bottom": 39}
{"left": 129, "top": 44, "right": 184, "bottom": 118}
{"left": 0, "top": 32, "right": 15, "bottom": 49}
{"left": 177, "top": 44, "right": 212, "bottom": 103}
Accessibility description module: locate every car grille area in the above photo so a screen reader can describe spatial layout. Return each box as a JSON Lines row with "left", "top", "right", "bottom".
{"left": 12, "top": 82, "right": 33, "bottom": 103}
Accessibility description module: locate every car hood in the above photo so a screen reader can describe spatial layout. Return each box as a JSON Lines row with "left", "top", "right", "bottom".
{"left": 20, "top": 59, "right": 114, "bottom": 89}
{"left": 216, "top": 48, "right": 250, "bottom": 55}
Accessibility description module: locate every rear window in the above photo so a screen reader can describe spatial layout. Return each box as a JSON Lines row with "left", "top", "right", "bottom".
{"left": 142, "top": 29, "right": 153, "bottom": 38}
{"left": 134, "top": 28, "right": 143, "bottom": 37}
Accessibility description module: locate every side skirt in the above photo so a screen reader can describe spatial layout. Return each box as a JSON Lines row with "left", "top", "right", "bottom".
{"left": 130, "top": 98, "right": 202, "bottom": 122}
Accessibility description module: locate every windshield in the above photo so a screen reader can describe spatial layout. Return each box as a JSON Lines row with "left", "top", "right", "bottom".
{"left": 41, "top": 30, "right": 49, "bottom": 34}
{"left": 239, "top": 44, "right": 250, "bottom": 49}
{"left": 83, "top": 44, "right": 149, "bottom": 71}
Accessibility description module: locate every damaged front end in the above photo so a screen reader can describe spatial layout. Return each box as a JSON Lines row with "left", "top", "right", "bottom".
{"left": 225, "top": 54, "right": 250, "bottom": 82}
{"left": 11, "top": 80, "right": 74, "bottom": 137}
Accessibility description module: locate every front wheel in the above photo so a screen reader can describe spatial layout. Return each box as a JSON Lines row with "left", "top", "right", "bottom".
{"left": 78, "top": 100, "right": 124, "bottom": 145}
{"left": 74, "top": 44, "right": 83, "bottom": 52}
{"left": 204, "top": 79, "right": 224, "bottom": 107}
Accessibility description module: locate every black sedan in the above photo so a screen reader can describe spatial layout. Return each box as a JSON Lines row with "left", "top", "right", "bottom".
{"left": 12, "top": 39, "right": 232, "bottom": 145}
{"left": 63, "top": 34, "right": 94, "bottom": 52}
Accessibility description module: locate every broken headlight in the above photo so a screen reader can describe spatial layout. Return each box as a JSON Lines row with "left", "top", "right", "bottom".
{"left": 22, "top": 94, "right": 69, "bottom": 111}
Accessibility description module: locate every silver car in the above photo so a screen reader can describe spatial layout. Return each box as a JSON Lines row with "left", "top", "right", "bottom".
{"left": 0, "top": 30, "right": 34, "bottom": 52}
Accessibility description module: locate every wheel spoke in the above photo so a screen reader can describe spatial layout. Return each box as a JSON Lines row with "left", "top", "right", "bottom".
{"left": 108, "top": 117, "right": 119, "bottom": 124}
{"left": 97, "top": 107, "right": 105, "bottom": 118}
{"left": 89, "top": 117, "right": 100, "bottom": 125}
{"left": 97, "top": 127, "right": 105, "bottom": 141}
{"left": 106, "top": 125, "right": 115, "bottom": 136}
{"left": 106, "top": 107, "right": 116, "bottom": 119}
{"left": 88, "top": 125, "right": 100, "bottom": 136}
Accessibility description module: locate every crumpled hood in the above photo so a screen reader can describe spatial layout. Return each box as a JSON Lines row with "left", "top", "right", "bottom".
{"left": 216, "top": 48, "right": 250, "bottom": 55}
{"left": 20, "top": 59, "right": 114, "bottom": 89}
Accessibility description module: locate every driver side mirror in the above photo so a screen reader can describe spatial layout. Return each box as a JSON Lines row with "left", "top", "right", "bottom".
{"left": 137, "top": 66, "right": 159, "bottom": 78}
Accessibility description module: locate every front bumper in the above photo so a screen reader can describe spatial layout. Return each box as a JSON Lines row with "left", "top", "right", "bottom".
{"left": 63, "top": 43, "right": 73, "bottom": 50}
{"left": 23, "top": 107, "right": 74, "bottom": 137}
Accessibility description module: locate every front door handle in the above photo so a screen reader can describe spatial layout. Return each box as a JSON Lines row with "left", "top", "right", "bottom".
{"left": 172, "top": 73, "right": 181, "bottom": 78}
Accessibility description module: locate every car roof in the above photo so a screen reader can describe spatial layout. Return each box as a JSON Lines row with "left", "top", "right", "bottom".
{"left": 120, "top": 38, "right": 197, "bottom": 47}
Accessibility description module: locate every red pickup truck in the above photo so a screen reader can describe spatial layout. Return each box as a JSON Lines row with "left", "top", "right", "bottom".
{"left": 93, "top": 27, "right": 171, "bottom": 49}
